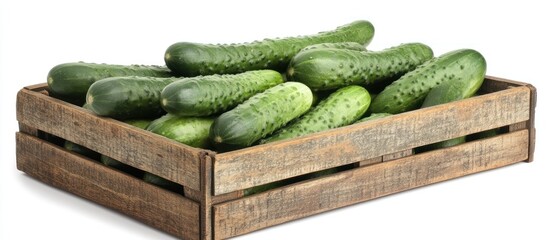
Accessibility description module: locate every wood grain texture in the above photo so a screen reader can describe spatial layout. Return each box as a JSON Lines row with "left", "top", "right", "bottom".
{"left": 525, "top": 84, "right": 536, "bottom": 162}
{"left": 18, "top": 122, "right": 38, "bottom": 136}
{"left": 16, "top": 132, "right": 200, "bottom": 240}
{"left": 357, "top": 156, "right": 381, "bottom": 167}
{"left": 16, "top": 88, "right": 202, "bottom": 190}
{"left": 200, "top": 153, "right": 214, "bottom": 240}
{"left": 509, "top": 121, "right": 527, "bottom": 132}
{"left": 382, "top": 149, "right": 414, "bottom": 162}
{"left": 23, "top": 83, "right": 48, "bottom": 91}
{"left": 213, "top": 86, "right": 531, "bottom": 195}
{"left": 480, "top": 75, "right": 526, "bottom": 93}
{"left": 213, "top": 130, "right": 530, "bottom": 239}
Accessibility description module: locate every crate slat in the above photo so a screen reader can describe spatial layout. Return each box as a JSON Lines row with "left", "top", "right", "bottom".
{"left": 213, "top": 130, "right": 529, "bottom": 239}
{"left": 213, "top": 86, "right": 531, "bottom": 195}
{"left": 16, "top": 132, "right": 201, "bottom": 240}
{"left": 16, "top": 88, "right": 203, "bottom": 190}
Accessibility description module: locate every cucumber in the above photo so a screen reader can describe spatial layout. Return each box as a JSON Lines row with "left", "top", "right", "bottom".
{"left": 210, "top": 82, "right": 313, "bottom": 149}
{"left": 354, "top": 113, "right": 392, "bottom": 124}
{"left": 418, "top": 62, "right": 486, "bottom": 150}
{"left": 287, "top": 43, "right": 433, "bottom": 91}
{"left": 47, "top": 62, "right": 173, "bottom": 104}
{"left": 143, "top": 172, "right": 183, "bottom": 193}
{"left": 101, "top": 119, "right": 151, "bottom": 177}
{"left": 86, "top": 76, "right": 180, "bottom": 120}
{"left": 261, "top": 85, "right": 370, "bottom": 144}
{"left": 301, "top": 42, "right": 366, "bottom": 52}
{"left": 165, "top": 20, "right": 375, "bottom": 76}
{"left": 161, "top": 70, "right": 283, "bottom": 116}
{"left": 64, "top": 141, "right": 100, "bottom": 160}
{"left": 146, "top": 114, "right": 214, "bottom": 148}
{"left": 370, "top": 49, "right": 487, "bottom": 114}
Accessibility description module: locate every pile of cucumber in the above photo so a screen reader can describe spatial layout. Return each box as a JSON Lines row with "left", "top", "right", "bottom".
{"left": 49, "top": 19, "right": 487, "bottom": 168}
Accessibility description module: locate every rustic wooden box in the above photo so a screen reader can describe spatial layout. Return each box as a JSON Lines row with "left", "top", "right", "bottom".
{"left": 16, "top": 76, "right": 536, "bottom": 240}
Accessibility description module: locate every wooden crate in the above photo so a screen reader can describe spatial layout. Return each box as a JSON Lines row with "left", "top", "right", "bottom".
{"left": 15, "top": 76, "right": 536, "bottom": 239}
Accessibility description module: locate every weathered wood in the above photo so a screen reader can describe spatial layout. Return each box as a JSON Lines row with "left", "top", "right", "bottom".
{"left": 211, "top": 191, "right": 244, "bottom": 205}
{"left": 382, "top": 149, "right": 414, "bottom": 162}
{"left": 16, "top": 132, "right": 200, "bottom": 240}
{"left": 509, "top": 121, "right": 527, "bottom": 132}
{"left": 525, "top": 84, "right": 537, "bottom": 162}
{"left": 18, "top": 123, "right": 39, "bottom": 136}
{"left": 16, "top": 88, "right": 202, "bottom": 190}
{"left": 481, "top": 75, "right": 524, "bottom": 93}
{"left": 213, "top": 86, "right": 531, "bottom": 195}
{"left": 213, "top": 130, "right": 530, "bottom": 239}
{"left": 23, "top": 83, "right": 48, "bottom": 91}
{"left": 357, "top": 156, "right": 382, "bottom": 167}
{"left": 200, "top": 153, "right": 214, "bottom": 240}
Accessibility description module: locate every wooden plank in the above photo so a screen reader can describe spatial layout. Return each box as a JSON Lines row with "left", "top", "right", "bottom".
{"left": 509, "top": 121, "right": 527, "bottom": 132}
{"left": 357, "top": 156, "right": 381, "bottom": 167}
{"left": 23, "top": 83, "right": 48, "bottom": 91}
{"left": 525, "top": 84, "right": 537, "bottom": 162}
{"left": 382, "top": 149, "right": 414, "bottom": 162}
{"left": 16, "top": 133, "right": 200, "bottom": 240}
{"left": 481, "top": 75, "right": 524, "bottom": 93}
{"left": 213, "top": 86, "right": 531, "bottom": 195}
{"left": 213, "top": 130, "right": 529, "bottom": 239}
{"left": 16, "top": 88, "right": 202, "bottom": 190}
{"left": 18, "top": 122, "right": 39, "bottom": 136}
{"left": 200, "top": 153, "right": 214, "bottom": 240}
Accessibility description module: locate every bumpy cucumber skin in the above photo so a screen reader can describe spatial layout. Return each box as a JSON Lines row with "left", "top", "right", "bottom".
{"left": 86, "top": 76, "right": 180, "bottom": 120}
{"left": 418, "top": 53, "right": 486, "bottom": 150}
{"left": 47, "top": 62, "right": 173, "bottom": 103}
{"left": 355, "top": 113, "right": 392, "bottom": 124}
{"left": 146, "top": 114, "right": 214, "bottom": 148}
{"left": 210, "top": 82, "right": 313, "bottom": 149}
{"left": 261, "top": 85, "right": 370, "bottom": 144}
{"left": 301, "top": 42, "right": 366, "bottom": 52}
{"left": 370, "top": 49, "right": 487, "bottom": 114}
{"left": 165, "top": 20, "right": 375, "bottom": 76}
{"left": 161, "top": 70, "right": 284, "bottom": 117}
{"left": 287, "top": 43, "right": 433, "bottom": 91}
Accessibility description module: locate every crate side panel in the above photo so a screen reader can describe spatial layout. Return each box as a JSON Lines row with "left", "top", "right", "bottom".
{"left": 213, "top": 130, "right": 529, "bottom": 239}
{"left": 214, "top": 86, "right": 531, "bottom": 195}
{"left": 16, "top": 133, "right": 200, "bottom": 240}
{"left": 16, "top": 88, "right": 201, "bottom": 190}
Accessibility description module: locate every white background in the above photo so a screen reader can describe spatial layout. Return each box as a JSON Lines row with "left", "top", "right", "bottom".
{"left": 1, "top": 0, "right": 547, "bottom": 239}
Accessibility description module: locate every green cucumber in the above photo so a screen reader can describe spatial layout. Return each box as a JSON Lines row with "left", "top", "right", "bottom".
{"left": 370, "top": 49, "right": 487, "bottom": 114}
{"left": 210, "top": 82, "right": 313, "bottom": 149}
{"left": 146, "top": 114, "right": 214, "bottom": 148}
{"left": 261, "top": 85, "right": 370, "bottom": 143}
{"left": 301, "top": 42, "right": 366, "bottom": 52}
{"left": 287, "top": 43, "right": 433, "bottom": 91}
{"left": 86, "top": 76, "right": 180, "bottom": 120}
{"left": 161, "top": 70, "right": 283, "bottom": 116}
{"left": 64, "top": 141, "right": 100, "bottom": 160}
{"left": 47, "top": 62, "right": 173, "bottom": 104}
{"left": 101, "top": 119, "right": 151, "bottom": 177}
{"left": 355, "top": 113, "right": 392, "bottom": 124}
{"left": 165, "top": 20, "right": 375, "bottom": 76}
{"left": 418, "top": 61, "right": 486, "bottom": 150}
